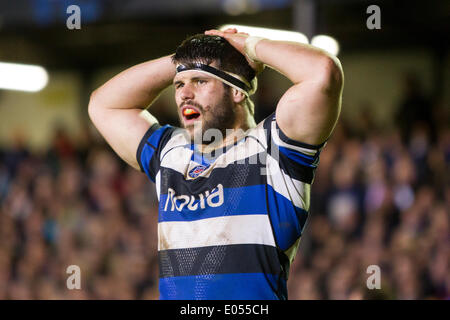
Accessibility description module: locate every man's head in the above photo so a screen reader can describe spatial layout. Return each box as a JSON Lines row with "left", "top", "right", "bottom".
{"left": 172, "top": 34, "right": 257, "bottom": 142}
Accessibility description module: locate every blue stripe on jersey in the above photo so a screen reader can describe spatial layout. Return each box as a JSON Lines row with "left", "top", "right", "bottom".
{"left": 158, "top": 184, "right": 267, "bottom": 222}
{"left": 266, "top": 184, "right": 309, "bottom": 251}
{"left": 159, "top": 272, "right": 281, "bottom": 300}
{"left": 138, "top": 124, "right": 172, "bottom": 182}
{"left": 139, "top": 148, "right": 155, "bottom": 181}
{"left": 148, "top": 124, "right": 172, "bottom": 148}
{"left": 278, "top": 145, "right": 318, "bottom": 168}
{"left": 137, "top": 125, "right": 157, "bottom": 175}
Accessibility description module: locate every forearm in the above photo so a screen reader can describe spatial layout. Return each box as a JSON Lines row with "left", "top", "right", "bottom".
{"left": 252, "top": 39, "right": 342, "bottom": 86}
{"left": 89, "top": 55, "right": 176, "bottom": 111}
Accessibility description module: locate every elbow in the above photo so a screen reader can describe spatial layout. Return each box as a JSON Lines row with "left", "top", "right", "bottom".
{"left": 317, "top": 55, "right": 344, "bottom": 94}
{"left": 88, "top": 89, "right": 100, "bottom": 120}
{"left": 326, "top": 56, "right": 344, "bottom": 94}
{"left": 88, "top": 88, "right": 99, "bottom": 106}
{"left": 328, "top": 56, "right": 344, "bottom": 89}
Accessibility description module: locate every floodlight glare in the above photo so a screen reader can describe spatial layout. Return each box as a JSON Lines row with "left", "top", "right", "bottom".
{"left": 311, "top": 35, "right": 340, "bottom": 56}
{"left": 0, "top": 62, "right": 49, "bottom": 92}
{"left": 219, "top": 24, "right": 309, "bottom": 44}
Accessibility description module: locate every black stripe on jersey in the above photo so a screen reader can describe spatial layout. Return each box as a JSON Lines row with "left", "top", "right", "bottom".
{"left": 263, "top": 114, "right": 274, "bottom": 155}
{"left": 275, "top": 120, "right": 327, "bottom": 149}
{"left": 136, "top": 123, "right": 160, "bottom": 173}
{"left": 264, "top": 112, "right": 327, "bottom": 149}
{"left": 158, "top": 160, "right": 266, "bottom": 195}
{"left": 277, "top": 152, "right": 316, "bottom": 184}
{"left": 159, "top": 244, "right": 281, "bottom": 278}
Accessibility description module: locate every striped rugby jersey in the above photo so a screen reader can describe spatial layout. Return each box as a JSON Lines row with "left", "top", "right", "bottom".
{"left": 136, "top": 113, "right": 326, "bottom": 300}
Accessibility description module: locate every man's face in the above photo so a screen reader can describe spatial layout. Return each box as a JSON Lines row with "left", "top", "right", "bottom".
{"left": 173, "top": 65, "right": 236, "bottom": 143}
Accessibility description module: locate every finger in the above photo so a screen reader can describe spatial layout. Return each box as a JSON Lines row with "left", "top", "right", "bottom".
{"left": 224, "top": 28, "right": 238, "bottom": 33}
{"left": 205, "top": 30, "right": 224, "bottom": 37}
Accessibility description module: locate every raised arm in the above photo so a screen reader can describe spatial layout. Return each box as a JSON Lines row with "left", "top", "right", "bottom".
{"left": 205, "top": 29, "right": 344, "bottom": 145}
{"left": 88, "top": 55, "right": 176, "bottom": 170}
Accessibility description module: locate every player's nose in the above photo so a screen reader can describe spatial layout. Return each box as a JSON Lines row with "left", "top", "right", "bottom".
{"left": 180, "top": 83, "right": 195, "bottom": 101}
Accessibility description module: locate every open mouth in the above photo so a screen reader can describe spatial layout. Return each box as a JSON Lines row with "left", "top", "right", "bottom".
{"left": 182, "top": 107, "right": 201, "bottom": 121}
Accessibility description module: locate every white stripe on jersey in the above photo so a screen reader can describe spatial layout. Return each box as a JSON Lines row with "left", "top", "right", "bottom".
{"left": 158, "top": 214, "right": 276, "bottom": 251}
{"left": 271, "top": 121, "right": 320, "bottom": 156}
{"left": 160, "top": 146, "right": 193, "bottom": 176}
{"left": 246, "top": 120, "right": 269, "bottom": 149}
{"left": 160, "top": 128, "right": 192, "bottom": 160}
{"left": 266, "top": 154, "right": 311, "bottom": 211}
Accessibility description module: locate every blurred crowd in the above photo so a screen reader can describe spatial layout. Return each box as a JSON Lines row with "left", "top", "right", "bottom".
{"left": 0, "top": 75, "right": 449, "bottom": 300}
{"left": 288, "top": 118, "right": 449, "bottom": 300}
{"left": 0, "top": 127, "right": 161, "bottom": 299}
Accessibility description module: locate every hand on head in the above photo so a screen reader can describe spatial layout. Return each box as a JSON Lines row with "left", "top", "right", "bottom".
{"left": 204, "top": 29, "right": 264, "bottom": 74}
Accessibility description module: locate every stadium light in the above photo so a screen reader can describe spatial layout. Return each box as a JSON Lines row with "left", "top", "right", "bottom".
{"left": 0, "top": 62, "right": 49, "bottom": 92}
{"left": 311, "top": 35, "right": 340, "bottom": 56}
{"left": 219, "top": 24, "right": 309, "bottom": 44}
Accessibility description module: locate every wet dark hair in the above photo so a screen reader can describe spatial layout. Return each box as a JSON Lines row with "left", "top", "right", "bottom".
{"left": 172, "top": 34, "right": 256, "bottom": 87}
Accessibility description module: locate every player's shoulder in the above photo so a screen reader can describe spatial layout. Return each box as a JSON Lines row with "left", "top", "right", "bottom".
{"left": 158, "top": 126, "right": 191, "bottom": 155}
{"left": 245, "top": 114, "right": 275, "bottom": 149}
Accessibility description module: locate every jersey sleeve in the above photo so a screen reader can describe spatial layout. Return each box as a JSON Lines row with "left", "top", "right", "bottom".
{"left": 263, "top": 113, "right": 326, "bottom": 184}
{"left": 136, "top": 123, "right": 175, "bottom": 182}
{"left": 262, "top": 113, "right": 328, "bottom": 258}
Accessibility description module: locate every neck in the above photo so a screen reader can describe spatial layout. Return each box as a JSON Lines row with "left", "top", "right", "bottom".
{"left": 199, "top": 103, "right": 256, "bottom": 153}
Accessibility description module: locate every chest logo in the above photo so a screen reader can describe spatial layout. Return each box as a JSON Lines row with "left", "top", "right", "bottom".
{"left": 188, "top": 164, "right": 209, "bottom": 179}
{"left": 163, "top": 184, "right": 224, "bottom": 212}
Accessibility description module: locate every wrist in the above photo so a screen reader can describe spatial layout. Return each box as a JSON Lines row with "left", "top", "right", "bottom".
{"left": 244, "top": 36, "right": 265, "bottom": 63}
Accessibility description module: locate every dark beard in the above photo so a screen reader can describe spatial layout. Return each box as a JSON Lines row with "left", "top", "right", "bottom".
{"left": 183, "top": 90, "right": 236, "bottom": 145}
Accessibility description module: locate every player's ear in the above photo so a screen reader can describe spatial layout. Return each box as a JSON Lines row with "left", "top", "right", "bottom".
{"left": 231, "top": 88, "right": 246, "bottom": 104}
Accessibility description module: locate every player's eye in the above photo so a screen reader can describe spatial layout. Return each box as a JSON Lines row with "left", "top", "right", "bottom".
{"left": 197, "top": 79, "right": 207, "bottom": 85}
{"left": 175, "top": 82, "right": 184, "bottom": 89}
